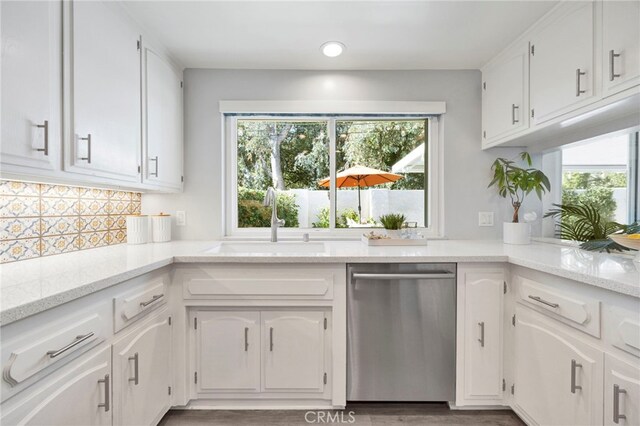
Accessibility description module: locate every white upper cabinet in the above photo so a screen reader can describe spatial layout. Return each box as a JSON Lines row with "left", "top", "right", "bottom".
{"left": 263, "top": 311, "right": 326, "bottom": 393}
{"left": 514, "top": 306, "right": 603, "bottom": 426}
{"left": 602, "top": 1, "right": 640, "bottom": 97}
{"left": 143, "top": 45, "right": 184, "bottom": 191}
{"left": 530, "top": 2, "right": 597, "bottom": 125}
{"left": 1, "top": 0, "right": 61, "bottom": 173}
{"left": 481, "top": 43, "right": 529, "bottom": 146}
{"left": 64, "top": 0, "right": 141, "bottom": 183}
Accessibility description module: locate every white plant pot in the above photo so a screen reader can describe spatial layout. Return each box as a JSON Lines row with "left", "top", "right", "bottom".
{"left": 503, "top": 222, "right": 531, "bottom": 245}
{"left": 385, "top": 229, "right": 403, "bottom": 239}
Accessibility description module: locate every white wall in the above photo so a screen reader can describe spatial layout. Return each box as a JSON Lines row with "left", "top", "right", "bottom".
{"left": 143, "top": 69, "right": 542, "bottom": 240}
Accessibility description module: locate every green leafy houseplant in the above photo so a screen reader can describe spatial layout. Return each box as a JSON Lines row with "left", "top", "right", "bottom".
{"left": 544, "top": 203, "right": 640, "bottom": 252}
{"left": 379, "top": 213, "right": 406, "bottom": 230}
{"left": 488, "top": 152, "right": 551, "bottom": 223}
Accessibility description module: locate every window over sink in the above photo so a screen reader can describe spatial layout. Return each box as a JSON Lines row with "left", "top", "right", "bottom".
{"left": 224, "top": 114, "right": 441, "bottom": 237}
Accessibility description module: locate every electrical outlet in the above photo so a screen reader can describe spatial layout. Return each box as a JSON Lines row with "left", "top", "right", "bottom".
{"left": 176, "top": 211, "right": 186, "bottom": 226}
{"left": 478, "top": 212, "right": 494, "bottom": 227}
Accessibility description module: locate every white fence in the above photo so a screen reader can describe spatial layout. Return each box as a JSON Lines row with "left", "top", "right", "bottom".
{"left": 283, "top": 188, "right": 425, "bottom": 228}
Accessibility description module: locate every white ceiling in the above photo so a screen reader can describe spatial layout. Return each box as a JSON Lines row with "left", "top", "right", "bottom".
{"left": 122, "top": 1, "right": 557, "bottom": 70}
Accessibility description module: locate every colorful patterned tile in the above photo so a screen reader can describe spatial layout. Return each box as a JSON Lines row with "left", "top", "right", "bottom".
{"left": 131, "top": 202, "right": 141, "bottom": 215}
{"left": 41, "top": 197, "right": 79, "bottom": 216}
{"left": 41, "top": 235, "right": 78, "bottom": 256}
{"left": 111, "top": 200, "right": 130, "bottom": 215}
{"left": 108, "top": 215, "right": 127, "bottom": 230}
{"left": 0, "top": 196, "right": 40, "bottom": 217}
{"left": 0, "top": 181, "right": 40, "bottom": 197}
{"left": 79, "top": 187, "right": 110, "bottom": 200}
{"left": 112, "top": 229, "right": 126, "bottom": 243}
{"left": 78, "top": 231, "right": 108, "bottom": 249}
{"left": 41, "top": 216, "right": 78, "bottom": 236}
{"left": 0, "top": 218, "right": 41, "bottom": 240}
{"left": 0, "top": 238, "right": 41, "bottom": 263}
{"left": 132, "top": 192, "right": 142, "bottom": 202}
{"left": 78, "top": 199, "right": 108, "bottom": 216}
{"left": 78, "top": 215, "right": 109, "bottom": 233}
{"left": 40, "top": 184, "right": 80, "bottom": 198}
{"left": 110, "top": 191, "right": 130, "bottom": 201}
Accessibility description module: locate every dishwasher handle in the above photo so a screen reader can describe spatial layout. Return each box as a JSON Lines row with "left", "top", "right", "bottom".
{"left": 352, "top": 272, "right": 455, "bottom": 281}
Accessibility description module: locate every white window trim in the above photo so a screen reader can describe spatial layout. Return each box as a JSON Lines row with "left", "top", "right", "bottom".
{"left": 223, "top": 112, "right": 445, "bottom": 240}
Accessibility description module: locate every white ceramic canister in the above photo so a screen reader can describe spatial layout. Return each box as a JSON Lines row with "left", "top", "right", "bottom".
{"left": 126, "top": 215, "right": 149, "bottom": 244}
{"left": 151, "top": 213, "right": 172, "bottom": 243}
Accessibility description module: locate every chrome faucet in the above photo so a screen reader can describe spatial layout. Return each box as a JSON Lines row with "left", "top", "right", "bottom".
{"left": 263, "top": 187, "right": 285, "bottom": 242}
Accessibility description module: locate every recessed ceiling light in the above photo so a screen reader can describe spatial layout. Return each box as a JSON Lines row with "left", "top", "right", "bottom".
{"left": 321, "top": 41, "right": 345, "bottom": 58}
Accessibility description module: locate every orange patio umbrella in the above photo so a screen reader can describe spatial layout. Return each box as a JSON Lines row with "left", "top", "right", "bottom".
{"left": 318, "top": 165, "right": 403, "bottom": 221}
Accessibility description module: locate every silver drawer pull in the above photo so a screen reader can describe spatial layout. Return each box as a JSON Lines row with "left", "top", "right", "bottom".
{"left": 478, "top": 321, "right": 485, "bottom": 347}
{"left": 244, "top": 327, "right": 249, "bottom": 352}
{"left": 352, "top": 272, "right": 455, "bottom": 281}
{"left": 139, "top": 294, "right": 163, "bottom": 308}
{"left": 576, "top": 68, "right": 586, "bottom": 96}
{"left": 609, "top": 50, "right": 621, "bottom": 81}
{"left": 528, "top": 295, "right": 559, "bottom": 308}
{"left": 570, "top": 359, "right": 582, "bottom": 394}
{"left": 46, "top": 332, "right": 95, "bottom": 358}
{"left": 36, "top": 120, "right": 49, "bottom": 156}
{"left": 98, "top": 374, "right": 110, "bottom": 412}
{"left": 270, "top": 327, "right": 274, "bottom": 351}
{"left": 511, "top": 104, "right": 519, "bottom": 125}
{"left": 613, "top": 384, "right": 627, "bottom": 423}
{"left": 79, "top": 134, "right": 91, "bottom": 163}
{"left": 128, "top": 352, "right": 139, "bottom": 385}
{"left": 149, "top": 156, "right": 159, "bottom": 177}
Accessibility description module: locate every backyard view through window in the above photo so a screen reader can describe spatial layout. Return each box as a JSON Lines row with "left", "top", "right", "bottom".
{"left": 234, "top": 117, "right": 428, "bottom": 231}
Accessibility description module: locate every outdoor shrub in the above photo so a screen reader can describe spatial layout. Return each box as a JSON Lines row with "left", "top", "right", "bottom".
{"left": 312, "top": 207, "right": 363, "bottom": 228}
{"left": 238, "top": 187, "right": 299, "bottom": 228}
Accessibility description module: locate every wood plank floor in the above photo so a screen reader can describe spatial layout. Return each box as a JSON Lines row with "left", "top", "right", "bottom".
{"left": 158, "top": 402, "right": 525, "bottom": 425}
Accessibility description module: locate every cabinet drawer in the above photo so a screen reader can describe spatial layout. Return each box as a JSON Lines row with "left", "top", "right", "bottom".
{"left": 1, "top": 301, "right": 110, "bottom": 401}
{"left": 182, "top": 265, "right": 335, "bottom": 300}
{"left": 608, "top": 305, "right": 640, "bottom": 358}
{"left": 517, "top": 276, "right": 601, "bottom": 338}
{"left": 114, "top": 275, "right": 168, "bottom": 333}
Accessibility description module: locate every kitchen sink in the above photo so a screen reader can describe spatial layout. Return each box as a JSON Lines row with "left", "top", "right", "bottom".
{"left": 204, "top": 241, "right": 327, "bottom": 255}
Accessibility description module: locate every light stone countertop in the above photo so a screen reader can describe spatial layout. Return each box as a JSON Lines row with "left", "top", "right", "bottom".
{"left": 1, "top": 240, "right": 639, "bottom": 325}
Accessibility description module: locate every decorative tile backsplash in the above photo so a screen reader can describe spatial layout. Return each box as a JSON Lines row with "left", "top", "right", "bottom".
{"left": 0, "top": 180, "right": 141, "bottom": 263}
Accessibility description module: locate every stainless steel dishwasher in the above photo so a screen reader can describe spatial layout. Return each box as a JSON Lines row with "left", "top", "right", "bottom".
{"left": 347, "top": 263, "right": 456, "bottom": 401}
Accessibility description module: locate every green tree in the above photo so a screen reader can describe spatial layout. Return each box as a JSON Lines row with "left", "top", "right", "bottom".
{"left": 561, "top": 171, "right": 626, "bottom": 222}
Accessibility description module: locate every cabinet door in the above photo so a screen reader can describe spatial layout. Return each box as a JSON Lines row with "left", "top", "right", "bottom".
{"left": 195, "top": 311, "right": 260, "bottom": 392}
{"left": 143, "top": 46, "right": 183, "bottom": 191}
{"left": 1, "top": 0, "right": 61, "bottom": 172}
{"left": 604, "top": 353, "right": 640, "bottom": 426}
{"left": 514, "top": 306, "right": 603, "bottom": 426}
{"left": 1, "top": 347, "right": 111, "bottom": 426}
{"left": 602, "top": 1, "right": 640, "bottom": 97}
{"left": 263, "top": 311, "right": 325, "bottom": 392}
{"left": 463, "top": 272, "right": 504, "bottom": 400}
{"left": 113, "top": 310, "right": 172, "bottom": 426}
{"left": 66, "top": 0, "right": 141, "bottom": 182}
{"left": 530, "top": 2, "right": 596, "bottom": 124}
{"left": 482, "top": 44, "right": 529, "bottom": 144}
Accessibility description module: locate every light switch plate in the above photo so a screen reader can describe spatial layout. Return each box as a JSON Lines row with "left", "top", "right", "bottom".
{"left": 176, "top": 211, "right": 186, "bottom": 226}
{"left": 478, "top": 212, "right": 494, "bottom": 227}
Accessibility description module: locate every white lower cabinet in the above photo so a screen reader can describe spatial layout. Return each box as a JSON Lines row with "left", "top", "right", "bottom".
{"left": 514, "top": 305, "right": 603, "bottom": 425}
{"left": 1, "top": 346, "right": 112, "bottom": 426}
{"left": 195, "top": 311, "right": 260, "bottom": 393}
{"left": 112, "top": 309, "right": 172, "bottom": 426}
{"left": 604, "top": 353, "right": 640, "bottom": 426}
{"left": 263, "top": 311, "right": 326, "bottom": 392}
{"left": 193, "top": 310, "right": 329, "bottom": 398}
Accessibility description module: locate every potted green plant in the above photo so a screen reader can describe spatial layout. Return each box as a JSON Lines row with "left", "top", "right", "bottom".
{"left": 379, "top": 213, "right": 406, "bottom": 239}
{"left": 488, "top": 152, "right": 551, "bottom": 245}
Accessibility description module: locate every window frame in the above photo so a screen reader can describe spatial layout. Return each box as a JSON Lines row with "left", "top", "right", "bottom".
{"left": 223, "top": 114, "right": 443, "bottom": 239}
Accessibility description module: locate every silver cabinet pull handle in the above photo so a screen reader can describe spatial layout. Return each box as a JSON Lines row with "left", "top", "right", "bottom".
{"left": 46, "top": 332, "right": 95, "bottom": 358}
{"left": 528, "top": 295, "right": 559, "bottom": 308}
{"left": 98, "top": 374, "right": 110, "bottom": 412}
{"left": 36, "top": 120, "right": 49, "bottom": 156}
{"left": 128, "top": 352, "right": 139, "bottom": 385}
{"left": 609, "top": 50, "right": 621, "bottom": 81}
{"left": 478, "top": 322, "right": 485, "bottom": 347}
{"left": 270, "top": 327, "right": 274, "bottom": 351}
{"left": 79, "top": 134, "right": 92, "bottom": 163}
{"left": 613, "top": 384, "right": 627, "bottom": 423}
{"left": 352, "top": 272, "right": 455, "bottom": 281}
{"left": 570, "top": 359, "right": 582, "bottom": 393}
{"left": 511, "top": 104, "right": 519, "bottom": 125}
{"left": 149, "top": 156, "right": 159, "bottom": 177}
{"left": 139, "top": 294, "right": 163, "bottom": 308}
{"left": 576, "top": 68, "right": 586, "bottom": 96}
{"left": 244, "top": 327, "right": 249, "bottom": 352}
